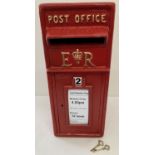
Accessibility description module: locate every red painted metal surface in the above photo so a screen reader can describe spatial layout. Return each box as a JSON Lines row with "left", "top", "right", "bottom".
{"left": 39, "top": 3, "right": 115, "bottom": 137}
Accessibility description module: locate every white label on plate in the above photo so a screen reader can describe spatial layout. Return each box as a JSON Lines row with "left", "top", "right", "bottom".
{"left": 68, "top": 89, "right": 89, "bottom": 124}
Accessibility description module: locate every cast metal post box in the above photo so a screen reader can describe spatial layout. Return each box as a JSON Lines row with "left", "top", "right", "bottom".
{"left": 39, "top": 3, "right": 115, "bottom": 137}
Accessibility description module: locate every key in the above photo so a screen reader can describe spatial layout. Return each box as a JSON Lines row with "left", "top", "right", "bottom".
{"left": 90, "top": 140, "right": 104, "bottom": 152}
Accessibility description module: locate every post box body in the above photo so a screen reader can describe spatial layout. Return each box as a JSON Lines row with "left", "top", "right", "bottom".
{"left": 39, "top": 3, "right": 115, "bottom": 137}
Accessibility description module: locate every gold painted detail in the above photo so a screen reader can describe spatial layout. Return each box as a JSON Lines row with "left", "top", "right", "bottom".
{"left": 84, "top": 52, "right": 95, "bottom": 67}
{"left": 72, "top": 49, "right": 83, "bottom": 64}
{"left": 61, "top": 49, "right": 95, "bottom": 67}
{"left": 74, "top": 14, "right": 106, "bottom": 23}
{"left": 61, "top": 52, "right": 72, "bottom": 67}
{"left": 48, "top": 14, "right": 106, "bottom": 24}
{"left": 48, "top": 14, "right": 69, "bottom": 23}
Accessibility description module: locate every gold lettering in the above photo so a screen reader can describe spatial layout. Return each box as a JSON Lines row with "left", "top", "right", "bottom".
{"left": 92, "top": 14, "right": 95, "bottom": 23}
{"left": 48, "top": 14, "right": 107, "bottom": 24}
{"left": 47, "top": 14, "right": 69, "bottom": 24}
{"left": 53, "top": 15, "right": 59, "bottom": 23}
{"left": 61, "top": 52, "right": 72, "bottom": 67}
{"left": 86, "top": 14, "right": 91, "bottom": 22}
{"left": 84, "top": 52, "right": 95, "bottom": 67}
{"left": 75, "top": 14, "right": 80, "bottom": 23}
{"left": 81, "top": 14, "right": 85, "bottom": 22}
{"left": 64, "top": 14, "right": 69, "bottom": 23}
{"left": 95, "top": 14, "right": 100, "bottom": 23}
{"left": 48, "top": 15, "right": 52, "bottom": 23}
{"left": 59, "top": 15, "right": 63, "bottom": 23}
{"left": 101, "top": 14, "right": 106, "bottom": 23}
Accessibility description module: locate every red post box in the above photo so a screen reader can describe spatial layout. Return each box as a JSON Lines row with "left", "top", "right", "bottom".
{"left": 39, "top": 3, "right": 115, "bottom": 137}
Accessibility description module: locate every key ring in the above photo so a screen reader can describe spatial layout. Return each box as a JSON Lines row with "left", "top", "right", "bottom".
{"left": 90, "top": 140, "right": 110, "bottom": 152}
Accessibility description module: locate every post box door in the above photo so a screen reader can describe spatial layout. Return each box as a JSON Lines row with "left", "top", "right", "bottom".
{"left": 47, "top": 72, "right": 108, "bottom": 136}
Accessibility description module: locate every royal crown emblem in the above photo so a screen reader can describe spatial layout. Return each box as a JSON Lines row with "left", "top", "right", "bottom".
{"left": 72, "top": 49, "right": 83, "bottom": 64}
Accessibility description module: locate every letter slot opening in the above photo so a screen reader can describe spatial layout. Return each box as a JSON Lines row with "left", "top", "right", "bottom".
{"left": 46, "top": 26, "right": 109, "bottom": 45}
{"left": 47, "top": 37, "right": 107, "bottom": 45}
